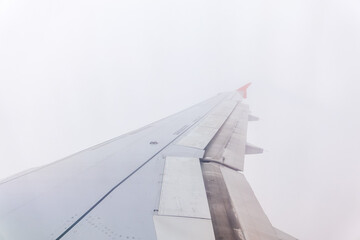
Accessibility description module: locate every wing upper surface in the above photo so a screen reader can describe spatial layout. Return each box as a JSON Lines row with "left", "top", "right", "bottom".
{"left": 0, "top": 87, "right": 297, "bottom": 240}
{"left": 0, "top": 93, "right": 226, "bottom": 239}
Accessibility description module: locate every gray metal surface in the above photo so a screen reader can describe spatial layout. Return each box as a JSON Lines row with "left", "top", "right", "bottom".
{"left": 0, "top": 93, "right": 229, "bottom": 240}
{"left": 61, "top": 152, "right": 165, "bottom": 240}
{"left": 158, "top": 157, "right": 210, "bottom": 219}
{"left": 220, "top": 167, "right": 279, "bottom": 240}
{"left": 60, "top": 145, "right": 207, "bottom": 240}
{"left": 201, "top": 162, "right": 244, "bottom": 240}
{"left": 177, "top": 98, "right": 237, "bottom": 149}
{"left": 153, "top": 215, "right": 215, "bottom": 240}
{"left": 204, "top": 102, "right": 249, "bottom": 171}
{"left": 153, "top": 157, "right": 216, "bottom": 240}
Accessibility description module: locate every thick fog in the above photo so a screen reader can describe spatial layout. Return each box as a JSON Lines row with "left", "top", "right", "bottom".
{"left": 0, "top": 0, "right": 359, "bottom": 239}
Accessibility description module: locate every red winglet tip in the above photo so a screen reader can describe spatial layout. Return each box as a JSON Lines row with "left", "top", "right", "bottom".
{"left": 237, "top": 82, "right": 251, "bottom": 98}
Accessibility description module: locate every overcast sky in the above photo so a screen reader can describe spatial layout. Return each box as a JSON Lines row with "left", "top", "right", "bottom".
{"left": 0, "top": 0, "right": 359, "bottom": 239}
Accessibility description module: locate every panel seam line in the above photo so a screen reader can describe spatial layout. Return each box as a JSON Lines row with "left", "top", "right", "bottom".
{"left": 55, "top": 93, "right": 230, "bottom": 240}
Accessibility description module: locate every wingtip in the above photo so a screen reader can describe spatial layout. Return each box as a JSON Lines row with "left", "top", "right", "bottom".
{"left": 237, "top": 82, "right": 251, "bottom": 98}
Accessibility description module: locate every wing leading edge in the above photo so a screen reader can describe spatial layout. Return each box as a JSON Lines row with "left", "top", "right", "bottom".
{"left": 0, "top": 84, "right": 297, "bottom": 240}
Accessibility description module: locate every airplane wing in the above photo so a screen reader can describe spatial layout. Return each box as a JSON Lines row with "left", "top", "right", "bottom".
{"left": 0, "top": 84, "right": 297, "bottom": 240}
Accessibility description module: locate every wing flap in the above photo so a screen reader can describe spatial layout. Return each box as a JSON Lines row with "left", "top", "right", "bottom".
{"left": 153, "top": 215, "right": 215, "bottom": 240}
{"left": 220, "top": 167, "right": 279, "bottom": 240}
{"left": 158, "top": 157, "right": 211, "bottom": 219}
